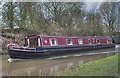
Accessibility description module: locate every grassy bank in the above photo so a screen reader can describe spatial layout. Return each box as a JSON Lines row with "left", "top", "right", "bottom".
{"left": 56, "top": 54, "right": 119, "bottom": 76}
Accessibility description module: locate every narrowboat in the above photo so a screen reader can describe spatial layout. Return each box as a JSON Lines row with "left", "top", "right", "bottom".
{"left": 7, "top": 35, "right": 115, "bottom": 59}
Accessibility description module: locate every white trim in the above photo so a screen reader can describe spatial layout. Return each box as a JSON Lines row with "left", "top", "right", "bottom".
{"left": 49, "top": 38, "right": 58, "bottom": 46}
{"left": 38, "top": 38, "right": 40, "bottom": 47}
{"left": 96, "top": 39, "right": 100, "bottom": 44}
{"left": 27, "top": 39, "right": 29, "bottom": 47}
{"left": 66, "top": 39, "right": 73, "bottom": 45}
{"left": 40, "top": 35, "right": 43, "bottom": 46}
{"left": 107, "top": 39, "right": 112, "bottom": 44}
{"left": 78, "top": 39, "right": 83, "bottom": 45}
{"left": 88, "top": 39, "right": 93, "bottom": 44}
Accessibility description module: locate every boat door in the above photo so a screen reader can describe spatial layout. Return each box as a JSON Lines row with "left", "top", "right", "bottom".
{"left": 28, "top": 36, "right": 40, "bottom": 47}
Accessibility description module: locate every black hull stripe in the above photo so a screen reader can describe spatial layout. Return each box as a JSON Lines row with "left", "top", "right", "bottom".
{"left": 8, "top": 44, "right": 115, "bottom": 59}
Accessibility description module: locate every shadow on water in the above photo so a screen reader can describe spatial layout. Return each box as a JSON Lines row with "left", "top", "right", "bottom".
{"left": 2, "top": 45, "right": 120, "bottom": 76}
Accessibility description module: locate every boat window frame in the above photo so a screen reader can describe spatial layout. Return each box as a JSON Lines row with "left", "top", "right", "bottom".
{"left": 78, "top": 39, "right": 83, "bottom": 45}
{"left": 28, "top": 37, "right": 39, "bottom": 48}
{"left": 96, "top": 39, "right": 100, "bottom": 44}
{"left": 88, "top": 39, "right": 92, "bottom": 44}
{"left": 107, "top": 39, "right": 112, "bottom": 44}
{"left": 38, "top": 37, "right": 41, "bottom": 47}
{"left": 24, "top": 38, "right": 29, "bottom": 47}
{"left": 49, "top": 38, "right": 58, "bottom": 46}
{"left": 107, "top": 40, "right": 109, "bottom": 44}
{"left": 66, "top": 39, "right": 73, "bottom": 45}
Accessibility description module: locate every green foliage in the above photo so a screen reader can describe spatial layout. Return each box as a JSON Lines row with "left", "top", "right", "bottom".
{"left": 118, "top": 54, "right": 120, "bottom": 75}
{"left": 1, "top": 2, "right": 119, "bottom": 37}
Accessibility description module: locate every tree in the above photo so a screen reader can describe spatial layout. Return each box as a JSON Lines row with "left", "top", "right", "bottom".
{"left": 100, "top": 2, "right": 118, "bottom": 36}
{"left": 1, "top": 2, "right": 15, "bottom": 33}
{"left": 43, "top": 2, "right": 84, "bottom": 36}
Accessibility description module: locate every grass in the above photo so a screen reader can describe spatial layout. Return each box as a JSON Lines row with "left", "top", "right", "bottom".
{"left": 55, "top": 54, "right": 119, "bottom": 76}
{"left": 118, "top": 54, "right": 120, "bottom": 76}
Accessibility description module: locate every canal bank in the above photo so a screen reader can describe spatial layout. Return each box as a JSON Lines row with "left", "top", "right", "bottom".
{"left": 55, "top": 54, "right": 119, "bottom": 76}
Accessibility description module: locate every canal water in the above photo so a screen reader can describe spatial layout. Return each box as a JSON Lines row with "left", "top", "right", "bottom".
{"left": 1, "top": 45, "right": 120, "bottom": 76}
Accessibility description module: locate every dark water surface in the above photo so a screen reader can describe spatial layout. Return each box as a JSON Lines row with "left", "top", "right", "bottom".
{"left": 2, "top": 45, "right": 120, "bottom": 76}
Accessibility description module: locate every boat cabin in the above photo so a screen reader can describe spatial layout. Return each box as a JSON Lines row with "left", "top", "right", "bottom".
{"left": 24, "top": 35, "right": 113, "bottom": 48}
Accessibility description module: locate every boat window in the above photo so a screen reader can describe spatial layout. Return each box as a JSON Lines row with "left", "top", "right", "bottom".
{"left": 78, "top": 39, "right": 83, "bottom": 45}
{"left": 96, "top": 39, "right": 100, "bottom": 44}
{"left": 88, "top": 39, "right": 92, "bottom": 44}
{"left": 107, "top": 39, "right": 112, "bottom": 44}
{"left": 107, "top": 40, "right": 109, "bottom": 44}
{"left": 24, "top": 38, "right": 28, "bottom": 46}
{"left": 50, "top": 38, "right": 58, "bottom": 46}
{"left": 67, "top": 39, "right": 73, "bottom": 45}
